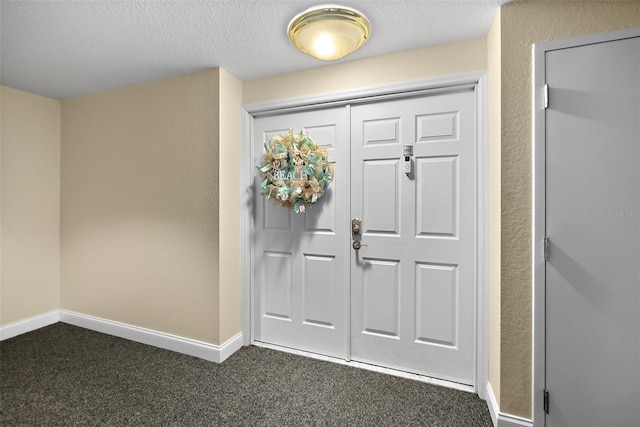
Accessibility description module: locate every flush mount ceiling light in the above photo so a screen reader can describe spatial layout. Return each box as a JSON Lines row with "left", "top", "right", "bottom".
{"left": 287, "top": 4, "right": 371, "bottom": 61}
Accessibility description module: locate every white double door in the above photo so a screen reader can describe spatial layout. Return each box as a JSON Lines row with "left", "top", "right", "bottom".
{"left": 252, "top": 88, "right": 477, "bottom": 385}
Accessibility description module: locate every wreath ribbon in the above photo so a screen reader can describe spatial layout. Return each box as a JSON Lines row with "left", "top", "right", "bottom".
{"left": 256, "top": 130, "right": 334, "bottom": 213}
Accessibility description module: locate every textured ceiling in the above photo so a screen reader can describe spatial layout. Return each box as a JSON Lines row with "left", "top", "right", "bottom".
{"left": 1, "top": 0, "right": 511, "bottom": 100}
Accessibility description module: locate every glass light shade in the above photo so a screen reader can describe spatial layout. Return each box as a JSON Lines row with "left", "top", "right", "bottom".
{"left": 288, "top": 5, "right": 371, "bottom": 61}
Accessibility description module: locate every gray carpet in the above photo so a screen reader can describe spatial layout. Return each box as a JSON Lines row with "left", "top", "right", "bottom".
{"left": 0, "top": 323, "right": 493, "bottom": 426}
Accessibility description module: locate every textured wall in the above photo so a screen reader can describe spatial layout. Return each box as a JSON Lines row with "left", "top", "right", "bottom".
{"left": 1, "top": 86, "right": 61, "bottom": 325}
{"left": 499, "top": 0, "right": 640, "bottom": 418}
{"left": 244, "top": 37, "right": 487, "bottom": 104}
{"left": 61, "top": 70, "right": 222, "bottom": 344}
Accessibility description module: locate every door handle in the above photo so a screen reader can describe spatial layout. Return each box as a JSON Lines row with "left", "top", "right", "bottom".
{"left": 352, "top": 241, "right": 368, "bottom": 250}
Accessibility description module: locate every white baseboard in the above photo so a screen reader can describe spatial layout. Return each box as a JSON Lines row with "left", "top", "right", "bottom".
{"left": 486, "top": 382, "right": 500, "bottom": 426}
{"left": 0, "top": 310, "right": 60, "bottom": 341}
{"left": 59, "top": 310, "right": 243, "bottom": 363}
{"left": 1, "top": 309, "right": 243, "bottom": 364}
{"left": 485, "top": 382, "right": 533, "bottom": 427}
{"left": 498, "top": 414, "right": 534, "bottom": 427}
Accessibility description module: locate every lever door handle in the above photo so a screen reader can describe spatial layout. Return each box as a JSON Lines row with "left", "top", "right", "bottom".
{"left": 352, "top": 241, "right": 368, "bottom": 250}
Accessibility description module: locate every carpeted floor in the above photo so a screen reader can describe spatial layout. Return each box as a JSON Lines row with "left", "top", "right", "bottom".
{"left": 0, "top": 323, "right": 493, "bottom": 426}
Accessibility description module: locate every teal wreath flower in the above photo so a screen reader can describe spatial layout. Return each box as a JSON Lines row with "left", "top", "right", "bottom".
{"left": 257, "top": 130, "right": 334, "bottom": 213}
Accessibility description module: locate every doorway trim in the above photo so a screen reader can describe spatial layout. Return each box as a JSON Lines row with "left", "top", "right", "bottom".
{"left": 532, "top": 26, "right": 640, "bottom": 427}
{"left": 241, "top": 71, "right": 489, "bottom": 395}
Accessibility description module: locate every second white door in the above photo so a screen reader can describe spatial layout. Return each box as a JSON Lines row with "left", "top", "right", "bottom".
{"left": 350, "top": 89, "right": 476, "bottom": 384}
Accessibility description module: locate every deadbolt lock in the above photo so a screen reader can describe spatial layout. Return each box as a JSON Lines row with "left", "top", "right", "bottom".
{"left": 352, "top": 218, "right": 362, "bottom": 234}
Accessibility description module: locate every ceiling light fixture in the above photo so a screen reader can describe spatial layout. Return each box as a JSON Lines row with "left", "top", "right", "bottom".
{"left": 287, "top": 4, "right": 371, "bottom": 61}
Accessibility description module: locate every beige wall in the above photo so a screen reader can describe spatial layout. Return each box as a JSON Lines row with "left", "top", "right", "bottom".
{"left": 218, "top": 69, "right": 243, "bottom": 343}
{"left": 1, "top": 86, "right": 61, "bottom": 325}
{"left": 4, "top": 67, "right": 243, "bottom": 345}
{"left": 487, "top": 9, "right": 502, "bottom": 406}
{"left": 61, "top": 70, "right": 223, "bottom": 344}
{"left": 244, "top": 37, "right": 487, "bottom": 104}
{"left": 498, "top": 0, "right": 640, "bottom": 418}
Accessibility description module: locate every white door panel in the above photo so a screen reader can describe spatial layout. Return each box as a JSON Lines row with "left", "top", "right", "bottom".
{"left": 545, "top": 36, "right": 640, "bottom": 426}
{"left": 253, "top": 108, "right": 349, "bottom": 358}
{"left": 350, "top": 90, "right": 476, "bottom": 384}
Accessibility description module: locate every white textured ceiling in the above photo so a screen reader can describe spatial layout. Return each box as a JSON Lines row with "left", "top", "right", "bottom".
{"left": 1, "top": 0, "right": 511, "bottom": 100}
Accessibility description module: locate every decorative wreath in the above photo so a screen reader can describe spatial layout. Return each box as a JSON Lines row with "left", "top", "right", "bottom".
{"left": 257, "top": 130, "right": 334, "bottom": 213}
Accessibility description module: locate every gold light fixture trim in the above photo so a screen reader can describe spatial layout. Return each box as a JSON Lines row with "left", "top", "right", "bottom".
{"left": 287, "top": 4, "right": 371, "bottom": 61}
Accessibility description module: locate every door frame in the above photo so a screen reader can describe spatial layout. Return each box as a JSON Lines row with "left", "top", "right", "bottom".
{"left": 241, "top": 71, "right": 489, "bottom": 395}
{"left": 532, "top": 26, "right": 640, "bottom": 426}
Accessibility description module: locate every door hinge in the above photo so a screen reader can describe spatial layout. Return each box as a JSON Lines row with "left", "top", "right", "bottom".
{"left": 543, "top": 388, "right": 550, "bottom": 414}
{"left": 543, "top": 84, "right": 549, "bottom": 109}
{"left": 544, "top": 237, "right": 550, "bottom": 261}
